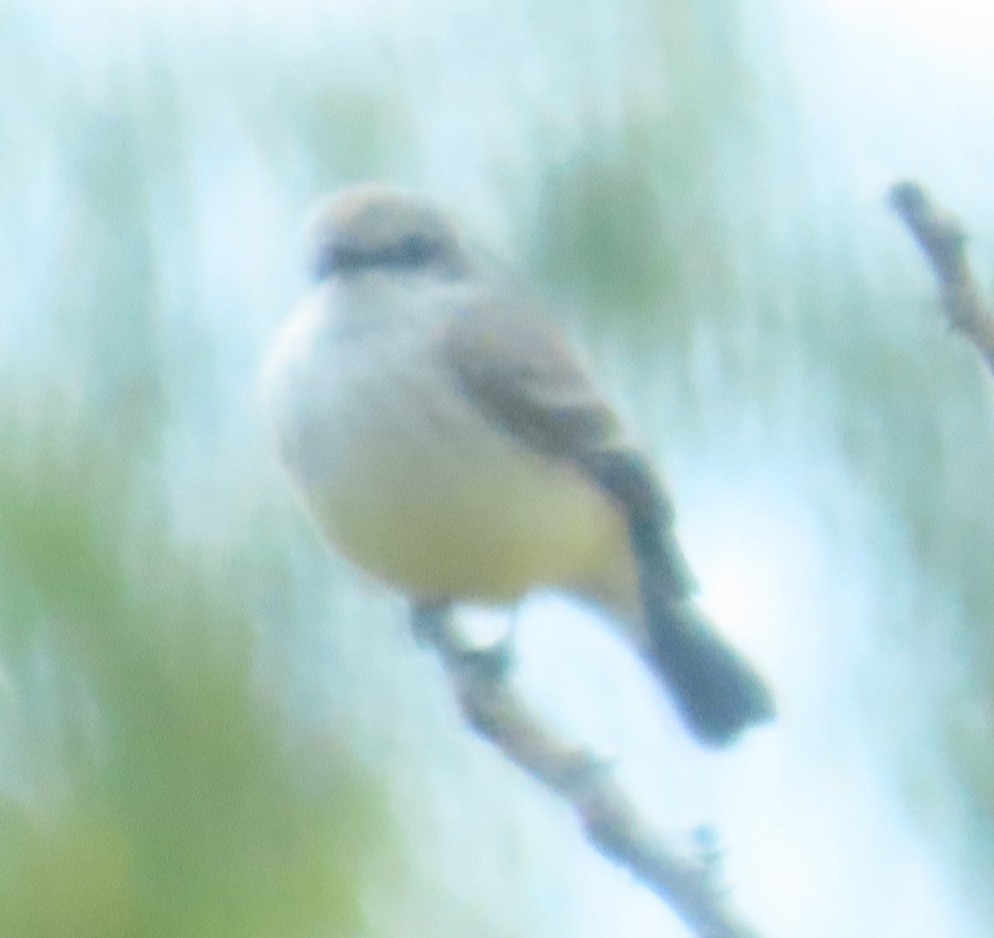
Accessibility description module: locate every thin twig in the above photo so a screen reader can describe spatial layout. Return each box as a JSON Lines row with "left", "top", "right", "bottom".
{"left": 413, "top": 605, "right": 764, "bottom": 938}
{"left": 890, "top": 180, "right": 994, "bottom": 376}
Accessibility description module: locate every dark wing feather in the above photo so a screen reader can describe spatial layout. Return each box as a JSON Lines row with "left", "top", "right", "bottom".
{"left": 440, "top": 300, "right": 693, "bottom": 599}
{"left": 441, "top": 303, "right": 619, "bottom": 458}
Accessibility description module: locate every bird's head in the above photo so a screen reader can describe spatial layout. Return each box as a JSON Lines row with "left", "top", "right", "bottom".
{"left": 307, "top": 185, "right": 468, "bottom": 282}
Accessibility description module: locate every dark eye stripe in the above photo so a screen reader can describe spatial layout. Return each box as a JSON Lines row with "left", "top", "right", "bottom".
{"left": 392, "top": 234, "right": 439, "bottom": 266}
{"left": 325, "top": 235, "right": 441, "bottom": 274}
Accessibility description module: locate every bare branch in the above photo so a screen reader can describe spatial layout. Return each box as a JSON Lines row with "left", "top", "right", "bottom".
{"left": 413, "top": 604, "right": 764, "bottom": 938}
{"left": 890, "top": 180, "right": 994, "bottom": 375}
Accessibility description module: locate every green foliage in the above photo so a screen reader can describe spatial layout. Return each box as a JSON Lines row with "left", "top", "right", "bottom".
{"left": 534, "top": 151, "right": 678, "bottom": 313}
{"left": 0, "top": 413, "right": 383, "bottom": 938}
{"left": 522, "top": 0, "right": 763, "bottom": 334}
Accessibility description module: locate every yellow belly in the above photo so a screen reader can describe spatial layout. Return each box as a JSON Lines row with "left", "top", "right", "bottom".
{"left": 320, "top": 446, "right": 634, "bottom": 604}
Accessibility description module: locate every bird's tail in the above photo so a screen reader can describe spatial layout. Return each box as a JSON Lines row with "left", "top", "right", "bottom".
{"left": 575, "top": 445, "right": 774, "bottom": 745}
{"left": 642, "top": 600, "right": 774, "bottom": 746}
{"left": 625, "top": 505, "right": 774, "bottom": 746}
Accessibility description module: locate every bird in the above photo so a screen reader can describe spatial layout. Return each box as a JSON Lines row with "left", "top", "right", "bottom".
{"left": 260, "top": 183, "right": 774, "bottom": 746}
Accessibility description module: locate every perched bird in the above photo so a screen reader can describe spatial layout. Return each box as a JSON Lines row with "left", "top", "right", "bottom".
{"left": 261, "top": 184, "right": 774, "bottom": 746}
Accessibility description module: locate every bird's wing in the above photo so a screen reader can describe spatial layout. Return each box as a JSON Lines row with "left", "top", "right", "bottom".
{"left": 439, "top": 299, "right": 776, "bottom": 745}
{"left": 438, "top": 298, "right": 694, "bottom": 599}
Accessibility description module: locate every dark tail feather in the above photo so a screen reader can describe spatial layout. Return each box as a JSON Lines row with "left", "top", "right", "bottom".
{"left": 578, "top": 446, "right": 774, "bottom": 745}
{"left": 643, "top": 602, "right": 775, "bottom": 746}
{"left": 627, "top": 509, "right": 774, "bottom": 746}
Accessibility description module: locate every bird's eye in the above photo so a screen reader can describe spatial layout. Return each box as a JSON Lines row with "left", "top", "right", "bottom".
{"left": 394, "top": 233, "right": 438, "bottom": 266}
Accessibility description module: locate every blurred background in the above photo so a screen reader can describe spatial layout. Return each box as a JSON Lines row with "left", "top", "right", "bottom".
{"left": 1, "top": 0, "right": 993, "bottom": 935}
